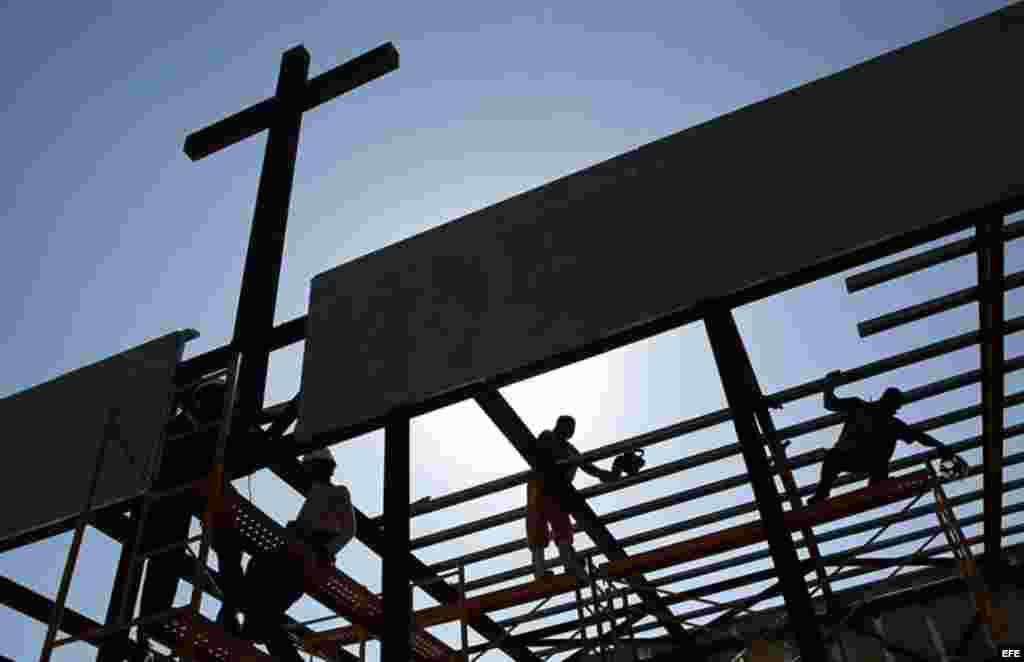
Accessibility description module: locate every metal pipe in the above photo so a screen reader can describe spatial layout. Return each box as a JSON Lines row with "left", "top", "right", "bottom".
{"left": 471, "top": 521, "right": 1024, "bottom": 654}
{"left": 408, "top": 322, "right": 1024, "bottom": 554}
{"left": 452, "top": 400, "right": 1024, "bottom": 591}
{"left": 858, "top": 270, "right": 1024, "bottom": 338}
{"left": 484, "top": 460, "right": 1024, "bottom": 631}
{"left": 845, "top": 219, "right": 1024, "bottom": 293}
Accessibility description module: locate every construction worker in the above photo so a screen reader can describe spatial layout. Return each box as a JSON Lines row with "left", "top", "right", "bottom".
{"left": 808, "top": 370, "right": 955, "bottom": 505}
{"left": 239, "top": 447, "right": 355, "bottom": 662}
{"left": 528, "top": 415, "right": 617, "bottom": 582}
{"left": 137, "top": 376, "right": 250, "bottom": 642}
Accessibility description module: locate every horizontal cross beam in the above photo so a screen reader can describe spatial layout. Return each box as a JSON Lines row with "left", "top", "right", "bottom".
{"left": 184, "top": 43, "right": 398, "bottom": 160}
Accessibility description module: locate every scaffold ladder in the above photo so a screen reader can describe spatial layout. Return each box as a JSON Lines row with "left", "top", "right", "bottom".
{"left": 41, "top": 354, "right": 251, "bottom": 661}
{"left": 927, "top": 459, "right": 1005, "bottom": 653}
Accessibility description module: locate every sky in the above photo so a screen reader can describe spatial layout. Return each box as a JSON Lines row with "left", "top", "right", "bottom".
{"left": 0, "top": 1, "right": 1019, "bottom": 660}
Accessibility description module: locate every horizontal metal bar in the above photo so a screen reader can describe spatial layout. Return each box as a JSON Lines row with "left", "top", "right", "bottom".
{"left": 52, "top": 607, "right": 182, "bottom": 647}
{"left": 429, "top": 379, "right": 1024, "bottom": 578}
{"left": 139, "top": 534, "right": 205, "bottom": 560}
{"left": 858, "top": 270, "right": 1024, "bottom": 337}
{"left": 446, "top": 401, "right": 1024, "bottom": 587}
{"left": 397, "top": 317, "right": 1024, "bottom": 546}
{"left": 466, "top": 426, "right": 1024, "bottom": 606}
{"left": 464, "top": 529, "right": 984, "bottom": 656}
{"left": 826, "top": 557, "right": 956, "bottom": 568}
{"left": 184, "top": 44, "right": 399, "bottom": 160}
{"left": 846, "top": 219, "right": 1024, "bottom": 293}
{"left": 492, "top": 492, "right": 1024, "bottom": 639}
{"left": 478, "top": 519, "right": 1024, "bottom": 652}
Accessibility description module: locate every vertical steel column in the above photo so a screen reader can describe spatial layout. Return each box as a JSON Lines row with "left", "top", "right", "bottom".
{"left": 704, "top": 308, "right": 828, "bottom": 661}
{"left": 977, "top": 217, "right": 1005, "bottom": 570}
{"left": 382, "top": 415, "right": 412, "bottom": 662}
{"left": 97, "top": 505, "right": 144, "bottom": 662}
{"left": 231, "top": 46, "right": 310, "bottom": 425}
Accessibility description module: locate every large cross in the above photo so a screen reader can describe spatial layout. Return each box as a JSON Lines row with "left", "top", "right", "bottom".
{"left": 185, "top": 43, "right": 399, "bottom": 425}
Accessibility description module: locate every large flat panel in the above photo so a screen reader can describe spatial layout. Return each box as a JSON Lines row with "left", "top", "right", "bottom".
{"left": 0, "top": 330, "right": 195, "bottom": 544}
{"left": 298, "top": 7, "right": 1024, "bottom": 442}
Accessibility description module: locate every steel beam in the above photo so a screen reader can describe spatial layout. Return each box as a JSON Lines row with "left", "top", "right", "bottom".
{"left": 174, "top": 198, "right": 1024, "bottom": 448}
{"left": 183, "top": 44, "right": 398, "bottom": 160}
{"left": 846, "top": 219, "right": 1024, "bottom": 293}
{"left": 978, "top": 217, "right": 1006, "bottom": 569}
{"left": 0, "top": 575, "right": 159, "bottom": 661}
{"left": 474, "top": 389, "right": 694, "bottom": 645}
{"left": 857, "top": 270, "right": 1023, "bottom": 337}
{"left": 469, "top": 525, "right": 1024, "bottom": 655}
{"left": 704, "top": 307, "right": 826, "bottom": 661}
{"left": 97, "top": 505, "right": 144, "bottom": 662}
{"left": 730, "top": 327, "right": 839, "bottom": 619}
{"left": 402, "top": 319, "right": 1024, "bottom": 555}
{"left": 381, "top": 416, "right": 412, "bottom": 662}
{"left": 268, "top": 459, "right": 543, "bottom": 662}
{"left": 457, "top": 407, "right": 1024, "bottom": 594}
{"left": 227, "top": 46, "right": 310, "bottom": 425}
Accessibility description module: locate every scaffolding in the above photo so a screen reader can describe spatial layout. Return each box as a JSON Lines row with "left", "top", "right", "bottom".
{"left": 4, "top": 8, "right": 1024, "bottom": 662}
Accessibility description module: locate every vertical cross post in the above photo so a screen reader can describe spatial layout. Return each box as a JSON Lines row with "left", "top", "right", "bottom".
{"left": 704, "top": 307, "right": 828, "bottom": 661}
{"left": 382, "top": 415, "right": 412, "bottom": 662}
{"left": 230, "top": 45, "right": 309, "bottom": 425}
{"left": 182, "top": 42, "right": 399, "bottom": 427}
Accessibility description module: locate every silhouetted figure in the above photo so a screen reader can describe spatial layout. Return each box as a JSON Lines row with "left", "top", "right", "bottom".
{"left": 239, "top": 448, "right": 355, "bottom": 662}
{"left": 808, "top": 370, "right": 953, "bottom": 505}
{"left": 527, "top": 415, "right": 617, "bottom": 582}
{"left": 137, "top": 376, "right": 250, "bottom": 642}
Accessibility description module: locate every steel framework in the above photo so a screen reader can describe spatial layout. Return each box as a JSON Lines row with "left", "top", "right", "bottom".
{"left": 3, "top": 24, "right": 1024, "bottom": 662}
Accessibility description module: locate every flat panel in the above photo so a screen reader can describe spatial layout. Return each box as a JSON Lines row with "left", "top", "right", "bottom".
{"left": 0, "top": 331, "right": 194, "bottom": 543}
{"left": 298, "top": 7, "right": 1024, "bottom": 442}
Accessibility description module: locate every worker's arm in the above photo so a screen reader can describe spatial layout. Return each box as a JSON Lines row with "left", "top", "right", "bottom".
{"left": 823, "top": 371, "right": 861, "bottom": 413}
{"left": 332, "top": 486, "right": 357, "bottom": 551}
{"left": 895, "top": 420, "right": 953, "bottom": 458}
{"left": 565, "top": 443, "right": 617, "bottom": 483}
{"left": 579, "top": 462, "right": 617, "bottom": 483}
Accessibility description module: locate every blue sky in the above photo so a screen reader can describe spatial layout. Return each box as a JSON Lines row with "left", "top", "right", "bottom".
{"left": 0, "top": 1, "right": 1018, "bottom": 659}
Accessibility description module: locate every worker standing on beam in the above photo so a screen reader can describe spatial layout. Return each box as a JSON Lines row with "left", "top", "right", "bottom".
{"left": 528, "top": 415, "right": 618, "bottom": 582}
{"left": 808, "top": 370, "right": 957, "bottom": 504}
{"left": 239, "top": 447, "right": 355, "bottom": 662}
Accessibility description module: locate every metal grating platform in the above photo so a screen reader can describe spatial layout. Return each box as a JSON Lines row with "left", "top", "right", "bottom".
{"left": 197, "top": 481, "right": 455, "bottom": 661}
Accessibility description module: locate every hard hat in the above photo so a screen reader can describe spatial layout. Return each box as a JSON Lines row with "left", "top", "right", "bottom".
{"left": 301, "top": 448, "right": 336, "bottom": 466}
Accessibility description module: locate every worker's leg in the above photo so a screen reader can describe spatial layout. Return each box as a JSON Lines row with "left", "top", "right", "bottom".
{"left": 808, "top": 450, "right": 843, "bottom": 505}
{"left": 526, "top": 480, "right": 551, "bottom": 579}
{"left": 211, "top": 527, "right": 244, "bottom": 635}
{"left": 545, "top": 494, "right": 587, "bottom": 583}
{"left": 240, "top": 549, "right": 305, "bottom": 662}
{"left": 867, "top": 463, "right": 891, "bottom": 487}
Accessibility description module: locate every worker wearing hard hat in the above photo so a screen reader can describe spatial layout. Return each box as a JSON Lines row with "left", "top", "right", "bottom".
{"left": 239, "top": 446, "right": 355, "bottom": 662}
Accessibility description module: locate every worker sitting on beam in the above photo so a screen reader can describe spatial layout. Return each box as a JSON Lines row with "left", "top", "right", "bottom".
{"left": 807, "top": 370, "right": 956, "bottom": 505}
{"left": 239, "top": 447, "right": 356, "bottom": 662}
{"left": 529, "top": 415, "right": 618, "bottom": 582}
